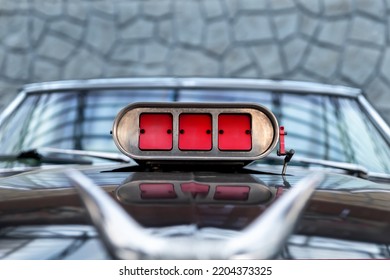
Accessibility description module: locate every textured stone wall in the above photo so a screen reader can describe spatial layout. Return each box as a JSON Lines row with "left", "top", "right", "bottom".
{"left": 1, "top": 0, "right": 390, "bottom": 124}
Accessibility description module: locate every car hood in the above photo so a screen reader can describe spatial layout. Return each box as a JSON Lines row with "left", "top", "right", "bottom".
{"left": 0, "top": 164, "right": 389, "bottom": 259}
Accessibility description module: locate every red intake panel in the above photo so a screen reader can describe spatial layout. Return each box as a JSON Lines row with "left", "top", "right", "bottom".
{"left": 179, "top": 114, "right": 212, "bottom": 151}
{"left": 139, "top": 113, "right": 173, "bottom": 150}
{"left": 218, "top": 114, "right": 252, "bottom": 151}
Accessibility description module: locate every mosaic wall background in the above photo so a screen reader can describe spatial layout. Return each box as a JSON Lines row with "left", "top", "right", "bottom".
{"left": 1, "top": 0, "right": 389, "bottom": 123}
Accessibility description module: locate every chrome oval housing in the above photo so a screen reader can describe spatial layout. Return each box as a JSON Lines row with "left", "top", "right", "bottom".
{"left": 112, "top": 102, "right": 279, "bottom": 164}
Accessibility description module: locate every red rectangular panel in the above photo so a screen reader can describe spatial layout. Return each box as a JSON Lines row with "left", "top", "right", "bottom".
{"left": 179, "top": 114, "right": 212, "bottom": 150}
{"left": 218, "top": 114, "right": 251, "bottom": 151}
{"left": 140, "top": 183, "right": 176, "bottom": 199}
{"left": 139, "top": 113, "right": 173, "bottom": 150}
{"left": 214, "top": 186, "right": 250, "bottom": 201}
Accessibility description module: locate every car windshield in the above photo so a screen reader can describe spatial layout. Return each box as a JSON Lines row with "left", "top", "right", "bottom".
{"left": 1, "top": 88, "right": 390, "bottom": 174}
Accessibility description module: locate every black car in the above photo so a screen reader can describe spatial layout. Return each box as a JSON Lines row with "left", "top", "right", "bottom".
{"left": 0, "top": 78, "right": 389, "bottom": 259}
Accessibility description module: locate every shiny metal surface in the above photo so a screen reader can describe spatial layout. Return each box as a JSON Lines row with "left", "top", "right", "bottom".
{"left": 22, "top": 78, "right": 361, "bottom": 97}
{"left": 113, "top": 102, "right": 279, "bottom": 162}
{"left": 0, "top": 90, "right": 26, "bottom": 125}
{"left": 358, "top": 94, "right": 390, "bottom": 144}
{"left": 66, "top": 169, "right": 323, "bottom": 259}
{"left": 223, "top": 172, "right": 324, "bottom": 259}
{"left": 283, "top": 235, "right": 389, "bottom": 259}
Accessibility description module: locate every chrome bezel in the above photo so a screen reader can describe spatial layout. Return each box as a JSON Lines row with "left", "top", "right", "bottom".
{"left": 112, "top": 102, "right": 279, "bottom": 162}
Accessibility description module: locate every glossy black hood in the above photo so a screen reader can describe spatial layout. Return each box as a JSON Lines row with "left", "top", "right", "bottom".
{"left": 0, "top": 164, "right": 389, "bottom": 246}
{"left": 0, "top": 165, "right": 390, "bottom": 258}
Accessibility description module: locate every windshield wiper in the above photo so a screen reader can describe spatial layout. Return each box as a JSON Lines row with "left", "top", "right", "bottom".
{"left": 39, "top": 147, "right": 131, "bottom": 163}
{"left": 0, "top": 147, "right": 132, "bottom": 166}
{"left": 267, "top": 154, "right": 369, "bottom": 179}
{"left": 0, "top": 149, "right": 93, "bottom": 165}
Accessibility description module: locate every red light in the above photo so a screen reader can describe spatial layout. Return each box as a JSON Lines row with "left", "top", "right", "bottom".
{"left": 139, "top": 183, "right": 176, "bottom": 199}
{"left": 214, "top": 186, "right": 250, "bottom": 201}
{"left": 179, "top": 114, "right": 212, "bottom": 151}
{"left": 218, "top": 114, "right": 251, "bottom": 151}
{"left": 139, "top": 113, "right": 173, "bottom": 150}
{"left": 277, "top": 126, "right": 286, "bottom": 156}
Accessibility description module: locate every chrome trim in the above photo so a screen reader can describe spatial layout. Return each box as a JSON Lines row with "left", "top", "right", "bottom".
{"left": 366, "top": 172, "right": 390, "bottom": 181}
{"left": 358, "top": 94, "right": 390, "bottom": 144}
{"left": 224, "top": 172, "right": 324, "bottom": 259}
{"left": 22, "top": 78, "right": 361, "bottom": 97}
{"left": 0, "top": 91, "right": 26, "bottom": 126}
{"left": 66, "top": 169, "right": 323, "bottom": 259}
{"left": 23, "top": 78, "right": 178, "bottom": 93}
{"left": 0, "top": 225, "right": 98, "bottom": 238}
{"left": 112, "top": 102, "right": 279, "bottom": 162}
{"left": 66, "top": 169, "right": 168, "bottom": 260}
{"left": 352, "top": 189, "right": 390, "bottom": 194}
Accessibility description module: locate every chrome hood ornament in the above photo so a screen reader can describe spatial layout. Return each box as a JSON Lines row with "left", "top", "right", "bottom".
{"left": 66, "top": 169, "right": 324, "bottom": 259}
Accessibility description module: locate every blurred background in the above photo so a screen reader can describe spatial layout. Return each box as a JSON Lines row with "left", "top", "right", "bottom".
{"left": 0, "top": 0, "right": 389, "bottom": 124}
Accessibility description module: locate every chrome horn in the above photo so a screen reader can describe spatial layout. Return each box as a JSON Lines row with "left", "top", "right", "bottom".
{"left": 66, "top": 169, "right": 324, "bottom": 259}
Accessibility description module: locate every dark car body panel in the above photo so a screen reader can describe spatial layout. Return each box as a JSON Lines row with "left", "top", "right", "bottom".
{"left": 0, "top": 164, "right": 389, "bottom": 259}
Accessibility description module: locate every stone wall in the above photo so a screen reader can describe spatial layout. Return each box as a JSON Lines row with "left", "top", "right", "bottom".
{"left": 1, "top": 0, "right": 390, "bottom": 123}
